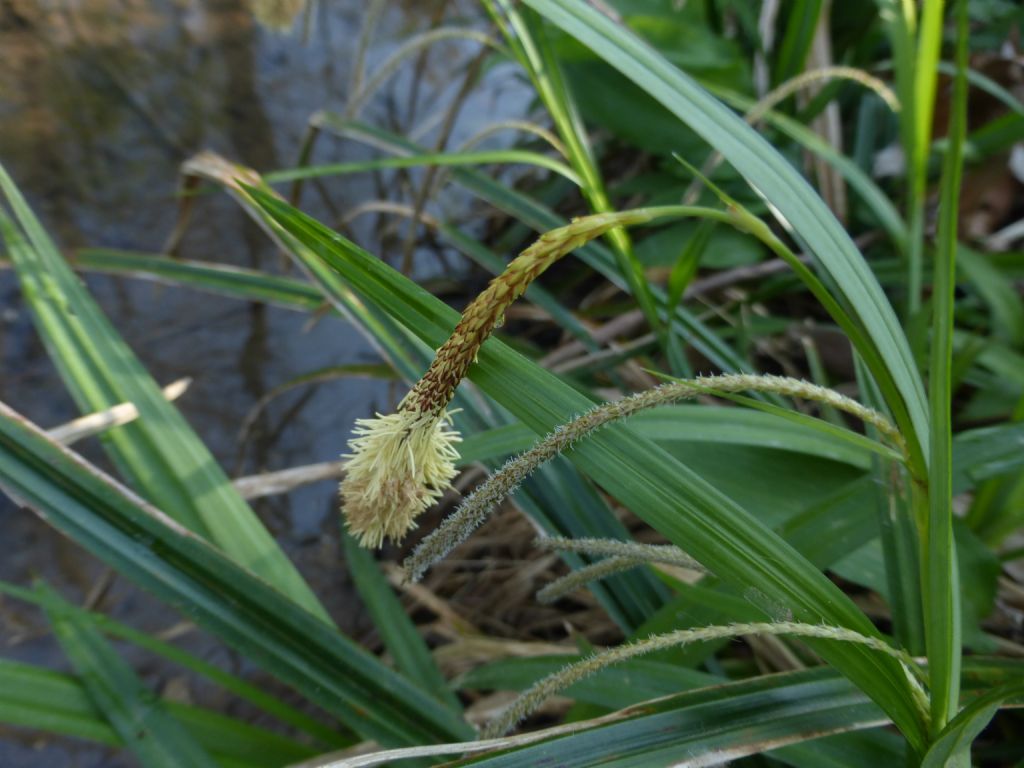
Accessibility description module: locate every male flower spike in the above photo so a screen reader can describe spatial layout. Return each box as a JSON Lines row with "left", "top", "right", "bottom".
{"left": 342, "top": 407, "right": 461, "bottom": 548}
{"left": 340, "top": 209, "right": 666, "bottom": 547}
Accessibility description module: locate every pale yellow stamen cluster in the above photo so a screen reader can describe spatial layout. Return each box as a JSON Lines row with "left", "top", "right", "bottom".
{"left": 341, "top": 408, "right": 460, "bottom": 548}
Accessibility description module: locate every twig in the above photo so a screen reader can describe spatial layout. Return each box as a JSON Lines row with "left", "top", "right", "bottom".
{"left": 233, "top": 460, "right": 346, "bottom": 500}
{"left": 47, "top": 378, "right": 192, "bottom": 445}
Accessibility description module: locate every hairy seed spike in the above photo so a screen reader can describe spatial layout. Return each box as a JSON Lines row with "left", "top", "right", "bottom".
{"left": 483, "top": 621, "right": 928, "bottom": 738}
{"left": 404, "top": 373, "right": 908, "bottom": 575}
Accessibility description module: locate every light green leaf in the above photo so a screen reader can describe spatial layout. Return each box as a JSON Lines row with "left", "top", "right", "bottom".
{"left": 264, "top": 148, "right": 582, "bottom": 186}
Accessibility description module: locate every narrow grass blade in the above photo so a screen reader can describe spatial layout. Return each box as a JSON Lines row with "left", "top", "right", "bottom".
{"left": 0, "top": 659, "right": 318, "bottom": 768}
{"left": 0, "top": 166, "right": 329, "bottom": 622}
{"left": 940, "top": 62, "right": 1024, "bottom": 117}
{"left": 73, "top": 249, "right": 325, "bottom": 310}
{"left": 666, "top": 220, "right": 711, "bottom": 314}
{"left": 871, "top": 449, "right": 925, "bottom": 656}
{"left": 65, "top": 245, "right": 598, "bottom": 366}
{"left": 774, "top": 0, "right": 824, "bottom": 85}
{"left": 0, "top": 402, "right": 474, "bottom": 746}
{"left": 925, "top": 0, "right": 970, "bottom": 737}
{"left": 40, "top": 584, "right": 219, "bottom": 768}
{"left": 912, "top": 1, "right": 946, "bottom": 192}
{"left": 0, "top": 658, "right": 122, "bottom": 749}
{"left": 265, "top": 149, "right": 580, "bottom": 185}
{"left": 952, "top": 422, "right": 1024, "bottom": 493}
{"left": 710, "top": 86, "right": 906, "bottom": 247}
{"left": 958, "top": 246, "right": 1024, "bottom": 346}
{"left": 876, "top": 0, "right": 923, "bottom": 315}
{"left": 921, "top": 682, "right": 1024, "bottom": 768}
{"left": 923, "top": 0, "right": 967, "bottom": 733}
{"left": 341, "top": 531, "right": 462, "bottom": 714}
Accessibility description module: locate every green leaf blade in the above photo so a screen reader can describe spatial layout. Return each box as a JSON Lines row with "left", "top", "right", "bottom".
{"left": 0, "top": 165, "right": 329, "bottom": 623}
{"left": 41, "top": 584, "right": 220, "bottom": 768}
{"left": 0, "top": 401, "right": 473, "bottom": 747}
{"left": 519, "top": 0, "right": 928, "bottom": 475}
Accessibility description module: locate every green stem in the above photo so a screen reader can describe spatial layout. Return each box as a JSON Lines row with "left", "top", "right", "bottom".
{"left": 924, "top": 0, "right": 966, "bottom": 736}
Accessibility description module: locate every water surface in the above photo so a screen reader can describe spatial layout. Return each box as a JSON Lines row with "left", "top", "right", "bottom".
{"left": 0, "top": 2, "right": 528, "bottom": 762}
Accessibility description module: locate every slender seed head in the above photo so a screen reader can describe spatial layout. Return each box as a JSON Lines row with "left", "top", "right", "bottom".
{"left": 341, "top": 407, "right": 460, "bottom": 548}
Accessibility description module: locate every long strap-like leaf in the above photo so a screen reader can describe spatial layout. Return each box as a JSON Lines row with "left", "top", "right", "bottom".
{"left": 0, "top": 401, "right": 474, "bottom": 746}
{"left": 519, "top": 0, "right": 928, "bottom": 475}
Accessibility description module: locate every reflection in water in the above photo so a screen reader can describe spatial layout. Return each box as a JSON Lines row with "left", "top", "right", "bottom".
{"left": 250, "top": 0, "right": 306, "bottom": 32}
{"left": 0, "top": 1, "right": 532, "bottom": 763}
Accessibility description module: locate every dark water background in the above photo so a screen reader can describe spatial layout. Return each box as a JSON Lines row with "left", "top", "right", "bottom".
{"left": 0, "top": 2, "right": 529, "bottom": 763}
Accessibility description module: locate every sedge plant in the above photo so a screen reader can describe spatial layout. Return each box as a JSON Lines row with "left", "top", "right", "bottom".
{"left": 4, "top": 0, "right": 1024, "bottom": 766}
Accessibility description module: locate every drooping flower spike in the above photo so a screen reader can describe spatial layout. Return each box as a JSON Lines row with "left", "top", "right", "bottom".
{"left": 403, "top": 373, "right": 909, "bottom": 579}
{"left": 341, "top": 208, "right": 675, "bottom": 548}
